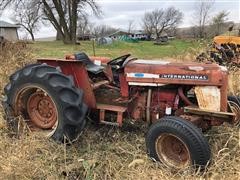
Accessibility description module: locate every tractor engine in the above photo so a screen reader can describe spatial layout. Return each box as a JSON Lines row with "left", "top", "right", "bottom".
{"left": 130, "top": 86, "right": 182, "bottom": 122}
{"left": 150, "top": 88, "right": 178, "bottom": 121}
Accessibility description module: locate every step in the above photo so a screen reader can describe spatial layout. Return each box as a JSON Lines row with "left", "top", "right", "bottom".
{"left": 96, "top": 103, "right": 127, "bottom": 127}
{"left": 96, "top": 103, "right": 127, "bottom": 112}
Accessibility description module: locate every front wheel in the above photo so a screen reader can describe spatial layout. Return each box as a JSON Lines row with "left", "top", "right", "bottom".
{"left": 146, "top": 116, "right": 211, "bottom": 170}
{"left": 228, "top": 96, "right": 240, "bottom": 126}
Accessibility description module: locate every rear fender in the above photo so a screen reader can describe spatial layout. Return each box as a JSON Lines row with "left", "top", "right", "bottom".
{"left": 37, "top": 58, "right": 96, "bottom": 108}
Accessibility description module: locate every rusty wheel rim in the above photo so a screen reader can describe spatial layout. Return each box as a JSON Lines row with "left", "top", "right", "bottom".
{"left": 155, "top": 133, "right": 191, "bottom": 169}
{"left": 15, "top": 86, "right": 58, "bottom": 136}
{"left": 27, "top": 91, "right": 57, "bottom": 129}
{"left": 228, "top": 101, "right": 240, "bottom": 125}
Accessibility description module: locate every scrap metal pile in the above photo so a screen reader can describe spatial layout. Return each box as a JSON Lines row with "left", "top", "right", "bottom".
{"left": 197, "top": 35, "right": 240, "bottom": 69}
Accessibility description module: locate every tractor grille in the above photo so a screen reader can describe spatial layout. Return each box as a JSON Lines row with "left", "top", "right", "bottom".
{"left": 195, "top": 86, "right": 221, "bottom": 112}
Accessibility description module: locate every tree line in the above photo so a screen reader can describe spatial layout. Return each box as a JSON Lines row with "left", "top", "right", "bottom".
{"left": 0, "top": 0, "right": 100, "bottom": 43}
{"left": 0, "top": 0, "right": 233, "bottom": 44}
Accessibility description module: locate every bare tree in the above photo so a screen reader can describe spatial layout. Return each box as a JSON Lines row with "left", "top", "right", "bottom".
{"left": 127, "top": 20, "right": 134, "bottom": 33}
{"left": 142, "top": 7, "right": 183, "bottom": 39}
{"left": 0, "top": 0, "right": 12, "bottom": 10}
{"left": 77, "top": 14, "right": 91, "bottom": 37}
{"left": 211, "top": 10, "right": 229, "bottom": 36}
{"left": 193, "top": 0, "right": 214, "bottom": 38}
{"left": 0, "top": 0, "right": 4, "bottom": 15}
{"left": 1, "top": 0, "right": 101, "bottom": 44}
{"left": 142, "top": 15, "right": 154, "bottom": 39}
{"left": 42, "top": 0, "right": 101, "bottom": 44}
{"left": 15, "top": 1, "right": 42, "bottom": 41}
{"left": 190, "top": 26, "right": 198, "bottom": 38}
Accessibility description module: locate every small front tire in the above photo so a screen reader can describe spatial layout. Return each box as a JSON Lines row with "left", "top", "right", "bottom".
{"left": 146, "top": 116, "right": 211, "bottom": 170}
{"left": 228, "top": 96, "right": 240, "bottom": 126}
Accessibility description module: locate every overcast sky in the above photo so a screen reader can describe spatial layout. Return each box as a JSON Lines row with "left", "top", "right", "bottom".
{"left": 1, "top": 0, "right": 239, "bottom": 39}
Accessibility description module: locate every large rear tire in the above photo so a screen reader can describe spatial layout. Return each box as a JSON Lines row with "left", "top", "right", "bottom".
{"left": 146, "top": 116, "right": 211, "bottom": 170}
{"left": 3, "top": 63, "right": 88, "bottom": 142}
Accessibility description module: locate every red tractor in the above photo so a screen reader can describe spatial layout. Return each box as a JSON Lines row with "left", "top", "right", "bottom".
{"left": 2, "top": 52, "right": 240, "bottom": 170}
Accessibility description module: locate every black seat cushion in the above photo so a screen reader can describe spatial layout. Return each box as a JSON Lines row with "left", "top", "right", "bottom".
{"left": 75, "top": 52, "right": 104, "bottom": 74}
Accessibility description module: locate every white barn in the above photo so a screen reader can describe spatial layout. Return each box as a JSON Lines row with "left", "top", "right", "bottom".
{"left": 0, "top": 21, "right": 20, "bottom": 41}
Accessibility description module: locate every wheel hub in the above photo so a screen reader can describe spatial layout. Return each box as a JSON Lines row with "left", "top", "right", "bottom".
{"left": 27, "top": 92, "right": 57, "bottom": 129}
{"left": 155, "top": 133, "right": 191, "bottom": 169}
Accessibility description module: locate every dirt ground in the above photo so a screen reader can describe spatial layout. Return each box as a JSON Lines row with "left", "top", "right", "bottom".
{"left": 0, "top": 42, "right": 239, "bottom": 180}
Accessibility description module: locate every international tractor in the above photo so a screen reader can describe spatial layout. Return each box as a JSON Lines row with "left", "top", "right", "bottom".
{"left": 2, "top": 52, "right": 240, "bottom": 170}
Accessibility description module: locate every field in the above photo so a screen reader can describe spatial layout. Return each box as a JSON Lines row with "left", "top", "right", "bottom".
{"left": 0, "top": 40, "right": 240, "bottom": 180}
{"left": 30, "top": 39, "right": 203, "bottom": 59}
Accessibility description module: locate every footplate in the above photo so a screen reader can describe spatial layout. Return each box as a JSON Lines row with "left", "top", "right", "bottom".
{"left": 184, "top": 106, "right": 235, "bottom": 120}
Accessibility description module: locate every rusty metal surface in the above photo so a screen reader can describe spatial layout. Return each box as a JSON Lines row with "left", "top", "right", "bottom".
{"left": 150, "top": 88, "right": 178, "bottom": 121}
{"left": 27, "top": 92, "right": 57, "bottom": 129}
{"left": 119, "top": 73, "right": 129, "bottom": 97}
{"left": 184, "top": 106, "right": 235, "bottom": 119}
{"left": 124, "top": 60, "right": 228, "bottom": 112}
{"left": 195, "top": 86, "right": 221, "bottom": 112}
{"left": 155, "top": 133, "right": 191, "bottom": 169}
{"left": 14, "top": 85, "right": 58, "bottom": 132}
{"left": 94, "top": 88, "right": 125, "bottom": 106}
{"left": 96, "top": 103, "right": 127, "bottom": 112}
{"left": 125, "top": 60, "right": 226, "bottom": 86}
{"left": 97, "top": 104, "right": 127, "bottom": 126}
{"left": 180, "top": 115, "right": 202, "bottom": 124}
{"left": 99, "top": 109, "right": 105, "bottom": 122}
{"left": 130, "top": 92, "right": 147, "bottom": 121}
{"left": 103, "top": 65, "right": 114, "bottom": 82}
{"left": 64, "top": 55, "right": 111, "bottom": 65}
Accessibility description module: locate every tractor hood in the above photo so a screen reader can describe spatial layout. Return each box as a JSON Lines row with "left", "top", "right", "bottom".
{"left": 124, "top": 59, "right": 228, "bottom": 86}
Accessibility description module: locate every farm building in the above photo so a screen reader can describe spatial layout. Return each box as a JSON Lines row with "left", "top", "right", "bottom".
{"left": 109, "top": 30, "right": 132, "bottom": 39}
{"left": 109, "top": 30, "right": 149, "bottom": 41}
{"left": 132, "top": 30, "right": 149, "bottom": 40}
{"left": 0, "top": 20, "right": 20, "bottom": 41}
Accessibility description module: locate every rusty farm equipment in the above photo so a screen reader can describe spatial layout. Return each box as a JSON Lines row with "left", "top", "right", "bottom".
{"left": 2, "top": 52, "right": 240, "bottom": 170}
{"left": 197, "top": 35, "right": 240, "bottom": 67}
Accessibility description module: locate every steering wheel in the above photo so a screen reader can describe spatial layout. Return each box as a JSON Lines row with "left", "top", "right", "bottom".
{"left": 107, "top": 54, "right": 131, "bottom": 67}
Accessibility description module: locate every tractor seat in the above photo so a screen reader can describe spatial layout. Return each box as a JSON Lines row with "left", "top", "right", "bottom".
{"left": 75, "top": 52, "right": 104, "bottom": 74}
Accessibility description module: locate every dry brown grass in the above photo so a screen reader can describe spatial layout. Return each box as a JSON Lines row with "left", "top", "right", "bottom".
{"left": 229, "top": 70, "right": 240, "bottom": 96}
{"left": 0, "top": 43, "right": 240, "bottom": 180}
